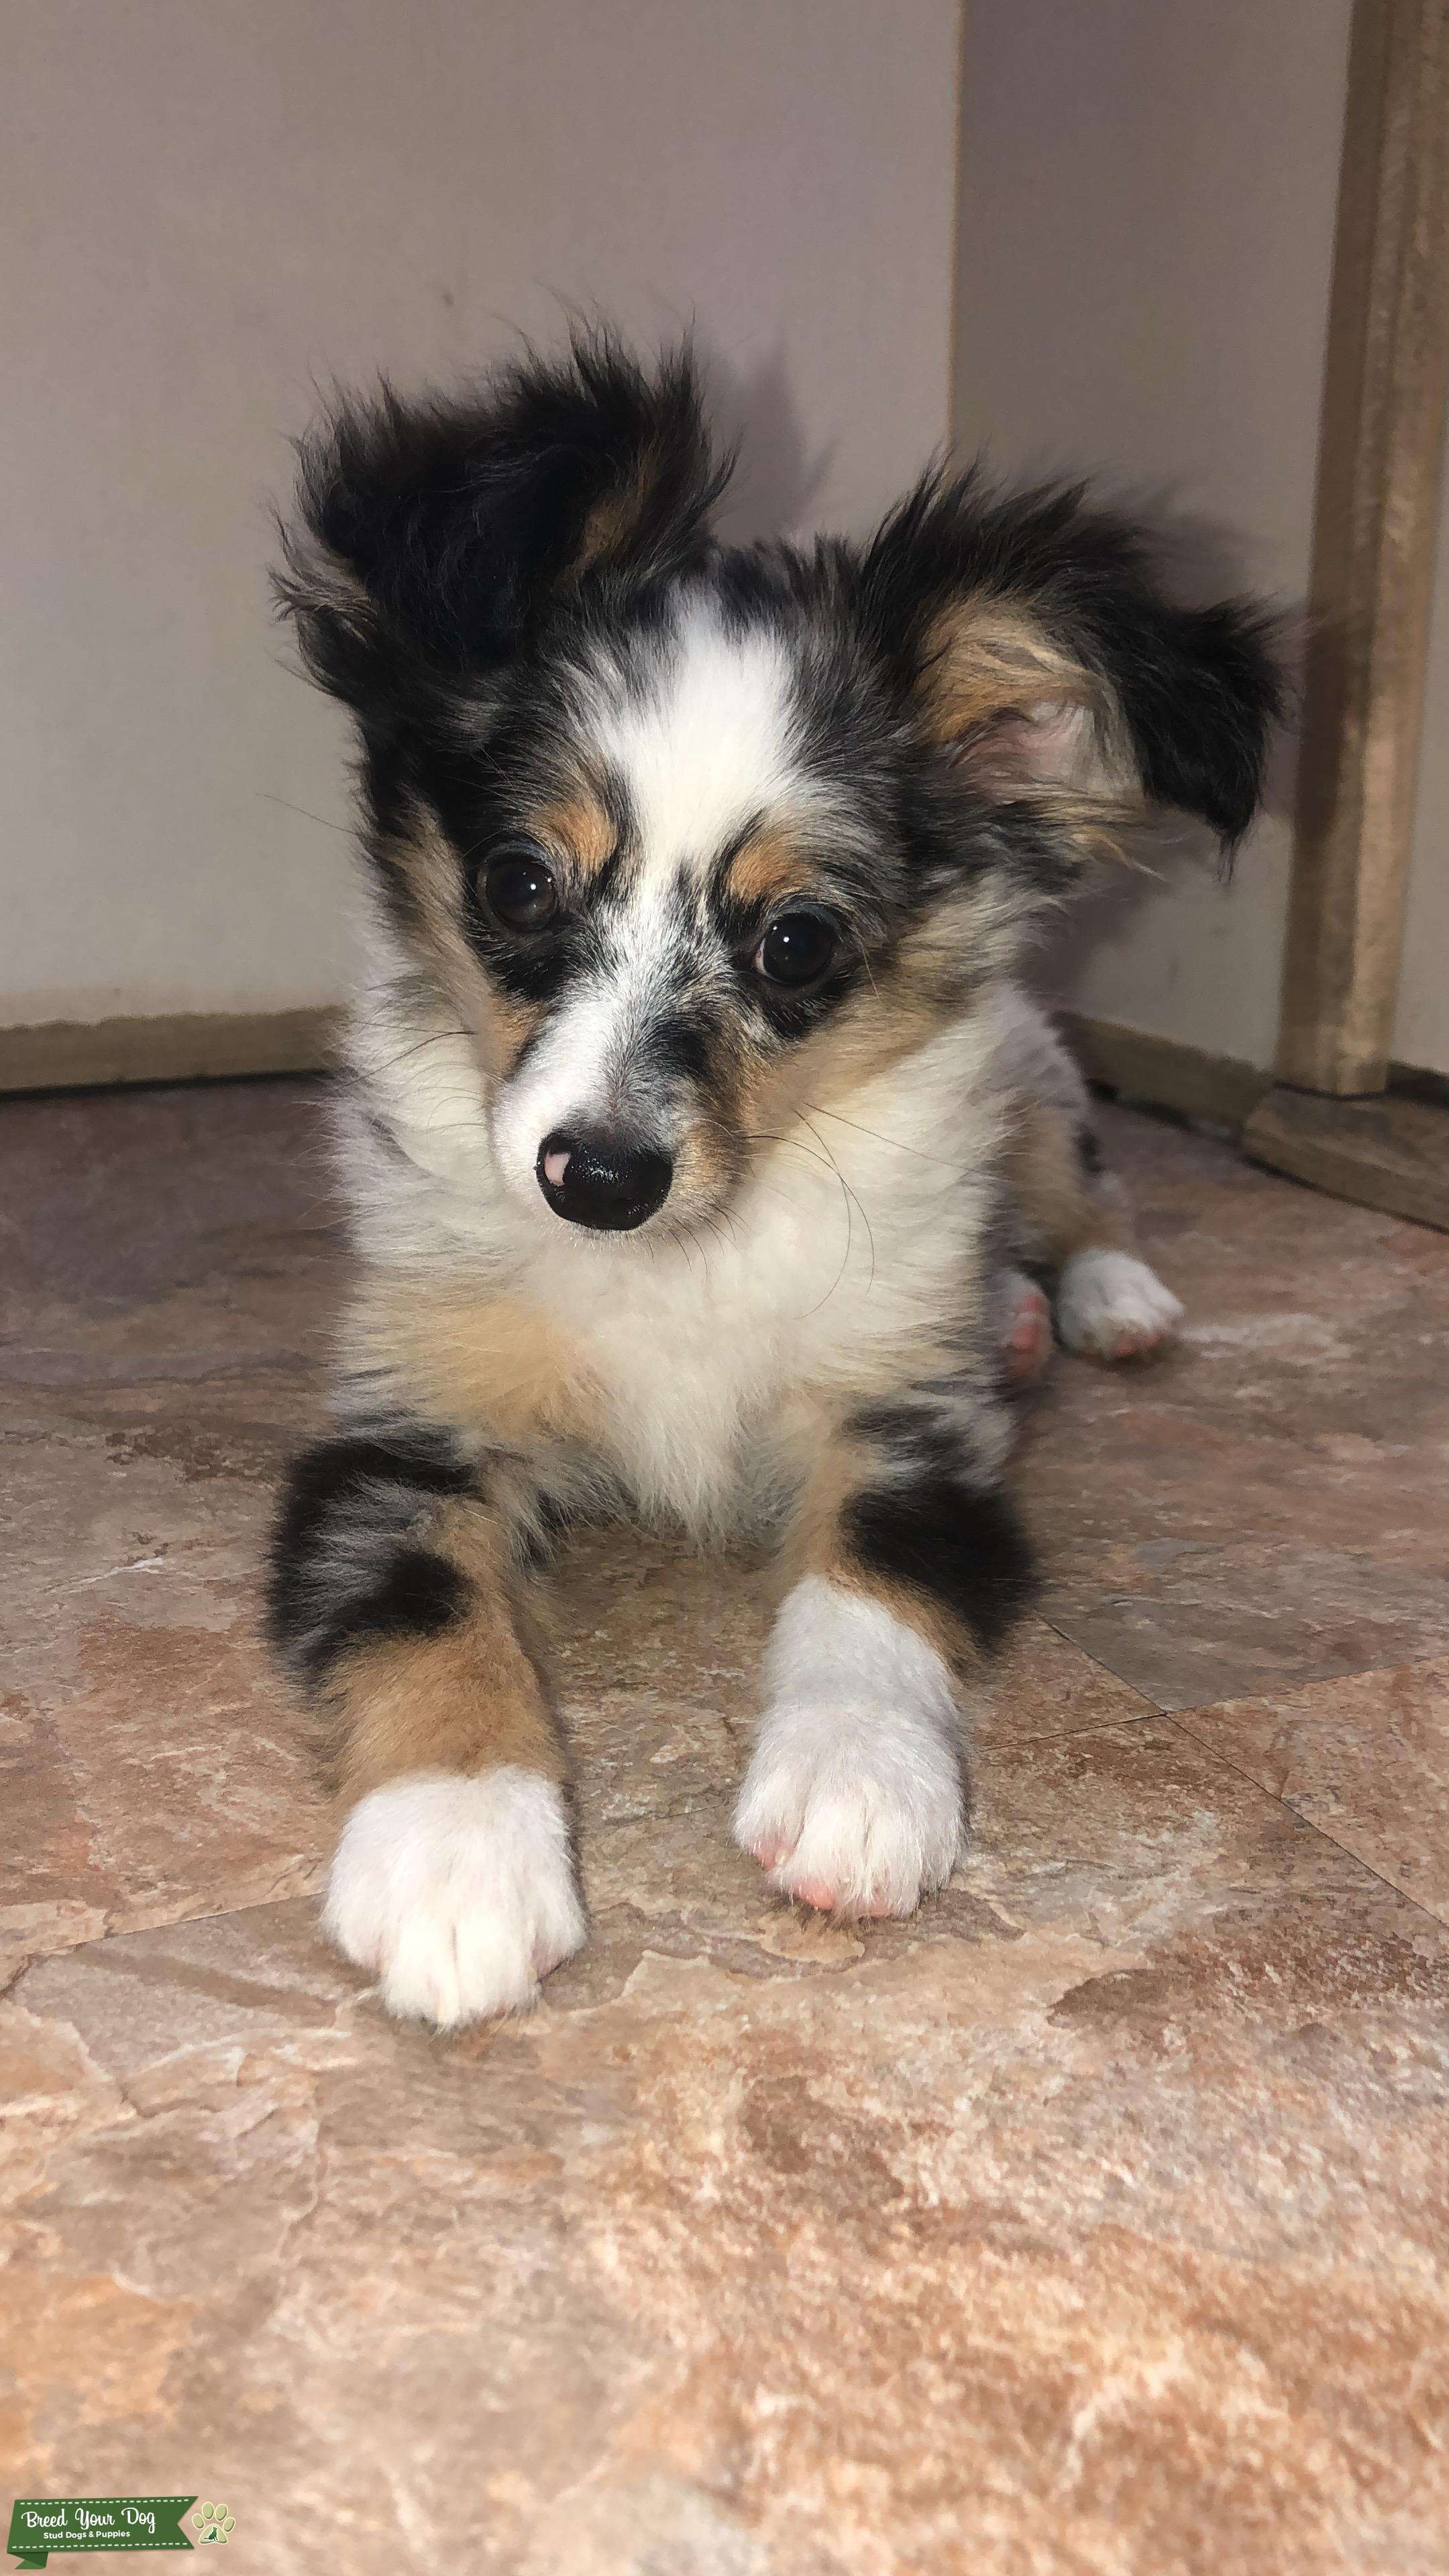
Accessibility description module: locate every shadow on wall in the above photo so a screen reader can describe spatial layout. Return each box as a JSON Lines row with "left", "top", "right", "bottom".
{"left": 705, "top": 339, "right": 836, "bottom": 542}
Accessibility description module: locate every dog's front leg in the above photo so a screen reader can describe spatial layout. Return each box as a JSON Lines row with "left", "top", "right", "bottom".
{"left": 735, "top": 1396, "right": 1035, "bottom": 1917}
{"left": 268, "top": 1425, "right": 583, "bottom": 2026}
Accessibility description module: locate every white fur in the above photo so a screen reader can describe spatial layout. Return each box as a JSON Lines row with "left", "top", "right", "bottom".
{"left": 734, "top": 1577, "right": 965, "bottom": 1916}
{"left": 324, "top": 1769, "right": 585, "bottom": 2027}
{"left": 488, "top": 869, "right": 687, "bottom": 1207}
{"left": 1055, "top": 1247, "right": 1184, "bottom": 1360}
{"left": 593, "top": 601, "right": 806, "bottom": 863}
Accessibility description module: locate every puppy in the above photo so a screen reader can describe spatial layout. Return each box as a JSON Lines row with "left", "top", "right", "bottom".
{"left": 266, "top": 334, "right": 1278, "bottom": 2027}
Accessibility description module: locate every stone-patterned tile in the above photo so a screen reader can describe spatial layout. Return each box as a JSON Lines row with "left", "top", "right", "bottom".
{"left": 552, "top": 1528, "right": 1154, "bottom": 1770}
{"left": 1022, "top": 1104, "right": 1449, "bottom": 1703}
{"left": 1, "top": 1461, "right": 1147, "bottom": 1989}
{"left": 1175, "top": 1657, "right": 1449, "bottom": 1925}
{"left": 985, "top": 1613, "right": 1157, "bottom": 1743}
{"left": 1, "top": 1085, "right": 341, "bottom": 1981}
{"left": 1, "top": 1387, "right": 329, "bottom": 1984}
{"left": 6, "top": 1076, "right": 1449, "bottom": 2574}
{"left": 5, "top": 1721, "right": 1448, "bottom": 2576}
{"left": 1, "top": 1603, "right": 329, "bottom": 1986}
{"left": 0, "top": 1077, "right": 341, "bottom": 1362}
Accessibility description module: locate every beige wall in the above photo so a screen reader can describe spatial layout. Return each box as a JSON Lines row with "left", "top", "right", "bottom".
{"left": 1393, "top": 420, "right": 1449, "bottom": 1077}
{"left": 953, "top": 0, "right": 1354, "bottom": 1071}
{"left": 1, "top": 0, "right": 961, "bottom": 1029}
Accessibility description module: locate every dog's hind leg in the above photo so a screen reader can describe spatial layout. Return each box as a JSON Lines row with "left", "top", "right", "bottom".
{"left": 1002, "top": 1006, "right": 1184, "bottom": 1364}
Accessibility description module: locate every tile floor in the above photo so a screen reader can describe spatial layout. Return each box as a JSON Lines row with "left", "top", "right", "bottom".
{"left": 3, "top": 1079, "right": 1447, "bottom": 2573}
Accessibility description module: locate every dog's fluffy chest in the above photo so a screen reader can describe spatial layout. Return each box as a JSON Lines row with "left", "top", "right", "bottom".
{"left": 523, "top": 1073, "right": 998, "bottom": 1527}
{"left": 347, "top": 1000, "right": 1004, "bottom": 1529}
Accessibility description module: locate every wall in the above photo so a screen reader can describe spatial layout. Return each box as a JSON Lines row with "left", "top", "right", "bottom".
{"left": 1393, "top": 415, "right": 1449, "bottom": 1077}
{"left": 0, "top": 0, "right": 961, "bottom": 1032}
{"left": 953, "top": 0, "right": 1354, "bottom": 1071}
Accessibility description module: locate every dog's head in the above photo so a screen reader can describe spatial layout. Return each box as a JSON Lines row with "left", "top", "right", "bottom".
{"left": 280, "top": 333, "right": 1279, "bottom": 1240}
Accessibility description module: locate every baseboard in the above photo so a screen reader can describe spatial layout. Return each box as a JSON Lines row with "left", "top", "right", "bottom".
{"left": 1243, "top": 1083, "right": 1449, "bottom": 1233}
{"left": 0, "top": 1006, "right": 344, "bottom": 1095}
{"left": 1057, "top": 1012, "right": 1271, "bottom": 1130}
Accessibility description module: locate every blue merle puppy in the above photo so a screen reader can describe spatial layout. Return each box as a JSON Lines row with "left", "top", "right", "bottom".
{"left": 267, "top": 333, "right": 1279, "bottom": 2026}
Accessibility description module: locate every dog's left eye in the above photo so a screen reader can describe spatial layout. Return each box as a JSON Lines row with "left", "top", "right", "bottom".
{"left": 482, "top": 847, "right": 559, "bottom": 932}
{"left": 479, "top": 845, "right": 559, "bottom": 937}
{"left": 753, "top": 910, "right": 839, "bottom": 987}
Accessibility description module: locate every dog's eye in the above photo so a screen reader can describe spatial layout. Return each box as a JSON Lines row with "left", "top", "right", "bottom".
{"left": 483, "top": 848, "right": 559, "bottom": 932}
{"left": 754, "top": 910, "right": 839, "bottom": 987}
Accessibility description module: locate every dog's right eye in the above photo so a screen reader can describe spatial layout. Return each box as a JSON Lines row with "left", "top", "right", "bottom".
{"left": 482, "top": 848, "right": 559, "bottom": 933}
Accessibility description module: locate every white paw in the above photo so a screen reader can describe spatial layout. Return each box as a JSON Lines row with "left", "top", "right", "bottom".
{"left": 998, "top": 1267, "right": 1054, "bottom": 1383}
{"left": 324, "top": 1769, "right": 585, "bottom": 2028}
{"left": 1056, "top": 1248, "right": 1184, "bottom": 1362}
{"left": 733, "top": 1579, "right": 965, "bottom": 1918}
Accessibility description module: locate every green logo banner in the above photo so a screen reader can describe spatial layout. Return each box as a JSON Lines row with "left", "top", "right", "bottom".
{"left": 7, "top": 2500, "right": 196, "bottom": 2568}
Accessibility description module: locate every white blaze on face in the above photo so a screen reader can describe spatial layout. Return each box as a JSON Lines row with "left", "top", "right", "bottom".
{"left": 593, "top": 602, "right": 800, "bottom": 864}
{"left": 490, "top": 604, "right": 803, "bottom": 1207}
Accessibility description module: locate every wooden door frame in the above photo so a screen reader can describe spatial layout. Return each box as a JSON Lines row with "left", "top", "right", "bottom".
{"left": 1244, "top": 0, "right": 1449, "bottom": 1231}
{"left": 1271, "top": 0, "right": 1449, "bottom": 1097}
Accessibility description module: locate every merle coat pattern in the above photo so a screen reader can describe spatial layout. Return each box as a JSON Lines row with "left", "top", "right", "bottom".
{"left": 267, "top": 335, "right": 1279, "bottom": 2026}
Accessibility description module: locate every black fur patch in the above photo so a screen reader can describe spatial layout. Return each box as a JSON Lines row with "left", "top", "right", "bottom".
{"left": 315, "top": 1543, "right": 468, "bottom": 1664}
{"left": 844, "top": 1407, "right": 1037, "bottom": 1653}
{"left": 278, "top": 331, "right": 730, "bottom": 704}
{"left": 272, "top": 1428, "right": 472, "bottom": 1563}
{"left": 268, "top": 1424, "right": 476, "bottom": 1684}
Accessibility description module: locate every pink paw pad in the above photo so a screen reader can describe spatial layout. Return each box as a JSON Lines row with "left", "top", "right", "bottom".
{"left": 787, "top": 1875, "right": 894, "bottom": 1919}
{"left": 1001, "top": 1276, "right": 1053, "bottom": 1383}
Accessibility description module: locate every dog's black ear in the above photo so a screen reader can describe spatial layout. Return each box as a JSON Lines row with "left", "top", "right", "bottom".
{"left": 277, "top": 333, "right": 730, "bottom": 710}
{"left": 856, "top": 469, "right": 1282, "bottom": 850}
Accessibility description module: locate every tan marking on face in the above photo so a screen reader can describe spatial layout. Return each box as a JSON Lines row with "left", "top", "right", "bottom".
{"left": 373, "top": 798, "right": 602, "bottom": 1089}
{"left": 739, "top": 920, "right": 969, "bottom": 1145}
{"left": 532, "top": 788, "right": 616, "bottom": 881}
{"left": 386, "top": 804, "right": 471, "bottom": 961}
{"left": 373, "top": 806, "right": 517, "bottom": 1077}
{"left": 474, "top": 985, "right": 546, "bottom": 1083}
{"left": 344, "top": 1282, "right": 608, "bottom": 1452}
{"left": 725, "top": 823, "right": 816, "bottom": 911}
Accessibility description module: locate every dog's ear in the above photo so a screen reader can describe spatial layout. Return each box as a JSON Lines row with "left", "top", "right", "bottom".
{"left": 856, "top": 470, "right": 1281, "bottom": 851}
{"left": 277, "top": 333, "right": 730, "bottom": 712}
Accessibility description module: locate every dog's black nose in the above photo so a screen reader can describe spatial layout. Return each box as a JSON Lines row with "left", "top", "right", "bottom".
{"left": 536, "top": 1128, "right": 673, "bottom": 1231}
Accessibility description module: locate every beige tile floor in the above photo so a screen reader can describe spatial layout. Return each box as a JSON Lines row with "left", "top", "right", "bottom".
{"left": 3, "top": 1079, "right": 1447, "bottom": 2573}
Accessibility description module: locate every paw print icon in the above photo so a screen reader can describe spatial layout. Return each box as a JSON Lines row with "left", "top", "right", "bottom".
{"left": 190, "top": 2504, "right": 235, "bottom": 2544}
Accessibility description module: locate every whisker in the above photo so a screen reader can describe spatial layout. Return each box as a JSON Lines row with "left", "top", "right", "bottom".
{"left": 368, "top": 1026, "right": 472, "bottom": 1079}
{"left": 261, "top": 793, "right": 354, "bottom": 839}
{"left": 740, "top": 1129, "right": 837, "bottom": 1171}
{"left": 797, "top": 1112, "right": 875, "bottom": 1311}
{"left": 804, "top": 1100, "right": 961, "bottom": 1173}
